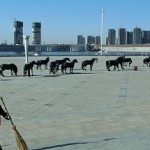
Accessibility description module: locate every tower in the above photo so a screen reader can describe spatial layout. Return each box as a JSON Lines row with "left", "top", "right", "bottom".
{"left": 127, "top": 31, "right": 133, "bottom": 44}
{"left": 108, "top": 29, "right": 116, "bottom": 45}
{"left": 32, "top": 22, "right": 41, "bottom": 45}
{"left": 77, "top": 35, "right": 85, "bottom": 45}
{"left": 118, "top": 28, "right": 126, "bottom": 45}
{"left": 95, "top": 36, "right": 100, "bottom": 45}
{"left": 133, "top": 27, "right": 141, "bottom": 44}
{"left": 87, "top": 36, "right": 95, "bottom": 45}
{"left": 14, "top": 21, "right": 23, "bottom": 45}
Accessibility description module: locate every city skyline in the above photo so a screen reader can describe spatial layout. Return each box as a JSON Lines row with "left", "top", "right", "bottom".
{"left": 0, "top": 0, "right": 150, "bottom": 45}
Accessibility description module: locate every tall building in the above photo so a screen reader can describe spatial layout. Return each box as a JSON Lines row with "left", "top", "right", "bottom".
{"left": 77, "top": 35, "right": 85, "bottom": 45}
{"left": 127, "top": 31, "right": 133, "bottom": 44}
{"left": 118, "top": 28, "right": 126, "bottom": 45}
{"left": 133, "top": 27, "right": 141, "bottom": 44}
{"left": 14, "top": 21, "right": 23, "bottom": 45}
{"left": 95, "top": 36, "right": 100, "bottom": 45}
{"left": 107, "top": 29, "right": 116, "bottom": 45}
{"left": 141, "top": 31, "right": 150, "bottom": 44}
{"left": 32, "top": 22, "right": 41, "bottom": 45}
{"left": 87, "top": 36, "right": 95, "bottom": 45}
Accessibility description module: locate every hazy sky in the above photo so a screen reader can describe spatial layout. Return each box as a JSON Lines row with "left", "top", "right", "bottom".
{"left": 0, "top": 0, "right": 150, "bottom": 44}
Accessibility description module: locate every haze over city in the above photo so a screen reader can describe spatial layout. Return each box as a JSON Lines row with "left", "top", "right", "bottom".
{"left": 0, "top": 0, "right": 150, "bottom": 45}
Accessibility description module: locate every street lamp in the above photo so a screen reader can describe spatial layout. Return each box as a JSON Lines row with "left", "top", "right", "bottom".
{"left": 23, "top": 35, "right": 30, "bottom": 63}
{"left": 100, "top": 9, "right": 105, "bottom": 56}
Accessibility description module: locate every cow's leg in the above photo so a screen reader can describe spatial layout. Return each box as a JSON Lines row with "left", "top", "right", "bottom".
{"left": 106, "top": 65, "right": 110, "bottom": 71}
{"left": 11, "top": 70, "right": 13, "bottom": 76}
{"left": 49, "top": 68, "right": 51, "bottom": 74}
{"left": 90, "top": 65, "right": 92, "bottom": 71}
{"left": 113, "top": 66, "right": 116, "bottom": 71}
{"left": 83, "top": 66, "right": 85, "bottom": 71}
{"left": 117, "top": 65, "right": 120, "bottom": 71}
{"left": 0, "top": 70, "right": 4, "bottom": 77}
{"left": 28, "top": 69, "right": 30, "bottom": 77}
{"left": 120, "top": 63, "right": 124, "bottom": 69}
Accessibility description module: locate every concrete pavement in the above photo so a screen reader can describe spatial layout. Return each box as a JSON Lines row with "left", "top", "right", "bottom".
{"left": 0, "top": 56, "right": 150, "bottom": 150}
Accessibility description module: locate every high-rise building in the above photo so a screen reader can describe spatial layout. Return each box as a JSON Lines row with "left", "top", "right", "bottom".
{"left": 77, "top": 35, "right": 85, "bottom": 45}
{"left": 87, "top": 36, "right": 95, "bottom": 45}
{"left": 95, "top": 36, "right": 100, "bottom": 45}
{"left": 32, "top": 22, "right": 41, "bottom": 45}
{"left": 107, "top": 29, "right": 116, "bottom": 45}
{"left": 13, "top": 21, "right": 23, "bottom": 45}
{"left": 141, "top": 31, "right": 150, "bottom": 44}
{"left": 118, "top": 28, "right": 126, "bottom": 45}
{"left": 127, "top": 31, "right": 133, "bottom": 44}
{"left": 133, "top": 27, "right": 141, "bottom": 44}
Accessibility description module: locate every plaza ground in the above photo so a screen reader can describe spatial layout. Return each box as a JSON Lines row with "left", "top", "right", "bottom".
{"left": 0, "top": 56, "right": 150, "bottom": 150}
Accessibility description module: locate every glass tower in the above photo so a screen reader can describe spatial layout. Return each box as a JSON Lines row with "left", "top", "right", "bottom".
{"left": 32, "top": 22, "right": 41, "bottom": 45}
{"left": 14, "top": 21, "right": 23, "bottom": 45}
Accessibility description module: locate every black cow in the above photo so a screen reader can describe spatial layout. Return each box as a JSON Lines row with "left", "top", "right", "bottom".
{"left": 0, "top": 63, "right": 18, "bottom": 76}
{"left": 143, "top": 56, "right": 150, "bottom": 67}
{"left": 81, "top": 58, "right": 98, "bottom": 71}
{"left": 106, "top": 56, "right": 125, "bottom": 71}
{"left": 23, "top": 61, "right": 37, "bottom": 77}
{"left": 49, "top": 61, "right": 59, "bottom": 74}
{"left": 55, "top": 58, "right": 70, "bottom": 70}
{"left": 61, "top": 59, "right": 78, "bottom": 74}
{"left": 36, "top": 57, "right": 49, "bottom": 69}
{"left": 123, "top": 58, "right": 132, "bottom": 66}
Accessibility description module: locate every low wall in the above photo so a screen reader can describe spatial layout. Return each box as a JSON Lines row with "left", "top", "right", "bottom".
{"left": 103, "top": 46, "right": 150, "bottom": 53}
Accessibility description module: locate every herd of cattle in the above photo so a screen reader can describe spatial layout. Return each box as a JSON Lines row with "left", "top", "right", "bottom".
{"left": 0, "top": 57, "right": 97, "bottom": 77}
{"left": 0, "top": 56, "right": 150, "bottom": 77}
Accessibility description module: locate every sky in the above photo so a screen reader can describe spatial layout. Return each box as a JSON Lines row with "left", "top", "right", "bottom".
{"left": 0, "top": 0, "right": 150, "bottom": 44}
